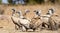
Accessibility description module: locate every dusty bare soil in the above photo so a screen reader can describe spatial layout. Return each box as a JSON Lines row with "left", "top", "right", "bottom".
{"left": 0, "top": 4, "right": 60, "bottom": 33}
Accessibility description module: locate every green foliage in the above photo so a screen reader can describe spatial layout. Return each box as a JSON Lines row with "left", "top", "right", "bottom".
{"left": 8, "top": 0, "right": 12, "bottom": 4}
{"left": 27, "top": 0, "right": 36, "bottom": 4}
{"left": 26, "top": 0, "right": 60, "bottom": 4}
{"left": 27, "top": 0, "right": 44, "bottom": 4}
{"left": 0, "top": 0, "right": 2, "bottom": 4}
{"left": 35, "top": 0, "right": 44, "bottom": 4}
{"left": 0, "top": 0, "right": 60, "bottom": 5}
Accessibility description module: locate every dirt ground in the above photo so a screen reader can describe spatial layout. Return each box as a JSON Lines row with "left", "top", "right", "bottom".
{"left": 0, "top": 4, "right": 60, "bottom": 33}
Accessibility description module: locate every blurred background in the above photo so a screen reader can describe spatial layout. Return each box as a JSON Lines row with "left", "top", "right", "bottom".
{"left": 0, "top": 0, "right": 60, "bottom": 5}
{"left": 0, "top": 0, "right": 60, "bottom": 16}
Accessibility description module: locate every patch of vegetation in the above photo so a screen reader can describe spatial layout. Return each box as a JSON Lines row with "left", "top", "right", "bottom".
{"left": 8, "top": 0, "right": 12, "bottom": 4}
{"left": 27, "top": 0, "right": 36, "bottom": 5}
{"left": 0, "top": 0, "right": 60, "bottom": 5}
{"left": 0, "top": 0, "right": 2, "bottom": 4}
{"left": 26, "top": 0, "right": 44, "bottom": 5}
{"left": 35, "top": 0, "right": 44, "bottom": 4}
